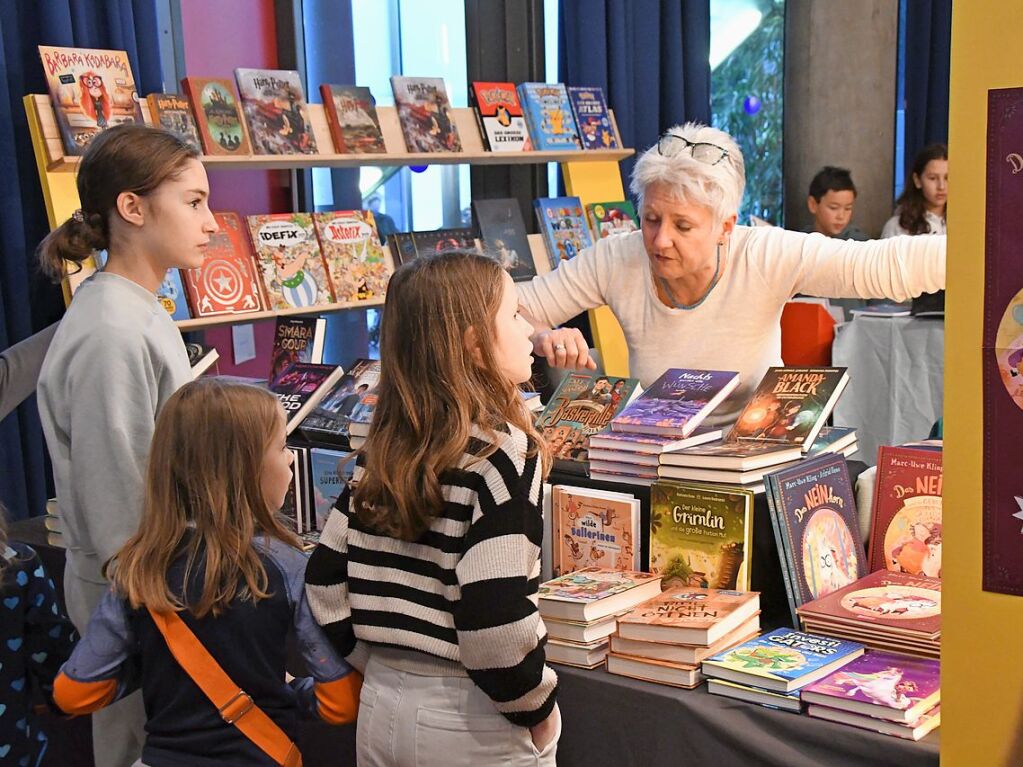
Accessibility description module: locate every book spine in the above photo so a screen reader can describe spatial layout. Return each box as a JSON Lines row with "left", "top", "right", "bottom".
{"left": 469, "top": 86, "right": 492, "bottom": 151}
{"left": 765, "top": 476, "right": 800, "bottom": 628}
{"left": 320, "top": 85, "right": 347, "bottom": 153}
{"left": 868, "top": 446, "right": 889, "bottom": 571}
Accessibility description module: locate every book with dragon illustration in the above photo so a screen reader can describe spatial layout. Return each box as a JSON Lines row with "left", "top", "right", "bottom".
{"left": 235, "top": 68, "right": 318, "bottom": 154}
{"left": 390, "top": 76, "right": 462, "bottom": 152}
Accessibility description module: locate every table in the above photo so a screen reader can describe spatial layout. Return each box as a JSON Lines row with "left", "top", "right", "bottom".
{"left": 832, "top": 316, "right": 944, "bottom": 465}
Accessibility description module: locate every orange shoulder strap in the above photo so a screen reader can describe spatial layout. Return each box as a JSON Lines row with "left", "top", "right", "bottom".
{"left": 147, "top": 608, "right": 302, "bottom": 767}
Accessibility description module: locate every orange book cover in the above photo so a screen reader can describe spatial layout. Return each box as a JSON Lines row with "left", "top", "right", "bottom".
{"left": 182, "top": 212, "right": 264, "bottom": 317}
{"left": 313, "top": 211, "right": 394, "bottom": 303}
{"left": 181, "top": 76, "right": 252, "bottom": 156}
{"left": 618, "top": 587, "right": 759, "bottom": 633}
{"left": 552, "top": 486, "right": 639, "bottom": 576}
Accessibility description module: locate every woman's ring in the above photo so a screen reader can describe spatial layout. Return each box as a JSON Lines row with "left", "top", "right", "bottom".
{"left": 554, "top": 343, "right": 566, "bottom": 351}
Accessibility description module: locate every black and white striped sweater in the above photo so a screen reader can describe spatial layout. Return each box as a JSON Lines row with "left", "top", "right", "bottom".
{"left": 304, "top": 422, "right": 557, "bottom": 728}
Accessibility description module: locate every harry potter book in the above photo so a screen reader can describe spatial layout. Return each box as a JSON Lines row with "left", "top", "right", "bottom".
{"left": 235, "top": 68, "right": 318, "bottom": 155}
{"left": 320, "top": 84, "right": 387, "bottom": 153}
{"left": 390, "top": 76, "right": 462, "bottom": 152}
{"left": 180, "top": 76, "right": 252, "bottom": 156}
{"left": 182, "top": 212, "right": 265, "bottom": 318}
{"left": 470, "top": 81, "right": 531, "bottom": 151}
{"left": 313, "top": 211, "right": 393, "bottom": 303}
{"left": 246, "top": 213, "right": 335, "bottom": 310}
{"left": 146, "top": 93, "right": 201, "bottom": 150}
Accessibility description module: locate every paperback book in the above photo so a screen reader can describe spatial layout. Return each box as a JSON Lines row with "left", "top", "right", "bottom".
{"left": 320, "top": 85, "right": 387, "bottom": 153}
{"left": 313, "top": 211, "right": 393, "bottom": 303}
{"left": 297, "top": 359, "right": 380, "bottom": 448}
{"left": 180, "top": 76, "right": 251, "bottom": 156}
{"left": 268, "top": 316, "right": 327, "bottom": 386}
{"left": 246, "top": 212, "right": 335, "bottom": 310}
{"left": 533, "top": 197, "right": 593, "bottom": 268}
{"left": 182, "top": 212, "right": 265, "bottom": 317}
{"left": 390, "top": 76, "right": 462, "bottom": 152}
{"left": 309, "top": 448, "right": 355, "bottom": 530}
{"left": 235, "top": 68, "right": 317, "bottom": 154}
{"left": 269, "top": 363, "right": 345, "bottom": 434}
{"left": 611, "top": 368, "right": 740, "bottom": 437}
{"left": 470, "top": 81, "right": 531, "bottom": 151}
{"left": 566, "top": 86, "right": 618, "bottom": 150}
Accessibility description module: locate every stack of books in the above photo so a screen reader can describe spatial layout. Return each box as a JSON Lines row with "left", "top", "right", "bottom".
{"left": 702, "top": 628, "right": 865, "bottom": 712}
{"left": 538, "top": 568, "right": 662, "bottom": 669}
{"left": 801, "top": 651, "right": 941, "bottom": 740}
{"left": 607, "top": 587, "right": 760, "bottom": 689}
{"left": 796, "top": 570, "right": 941, "bottom": 659}
{"left": 587, "top": 428, "right": 721, "bottom": 486}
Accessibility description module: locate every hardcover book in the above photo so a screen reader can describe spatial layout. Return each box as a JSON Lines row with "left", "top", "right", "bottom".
{"left": 320, "top": 84, "right": 387, "bottom": 153}
{"left": 145, "top": 93, "right": 201, "bottom": 150}
{"left": 180, "top": 76, "right": 251, "bottom": 156}
{"left": 269, "top": 363, "right": 345, "bottom": 434}
{"left": 566, "top": 86, "right": 618, "bottom": 150}
{"left": 585, "top": 201, "right": 639, "bottom": 239}
{"left": 386, "top": 232, "right": 418, "bottom": 266}
{"left": 587, "top": 428, "right": 723, "bottom": 458}
{"left": 611, "top": 368, "right": 740, "bottom": 437}
{"left": 472, "top": 199, "right": 538, "bottom": 282}
{"left": 516, "top": 83, "right": 581, "bottom": 151}
{"left": 610, "top": 616, "right": 760, "bottom": 666}
{"left": 706, "top": 678, "right": 804, "bottom": 713}
{"left": 533, "top": 197, "right": 593, "bottom": 269}
{"left": 728, "top": 366, "right": 850, "bottom": 450}
{"left": 269, "top": 316, "right": 327, "bottom": 386}
{"left": 659, "top": 440, "right": 803, "bottom": 471}
{"left": 470, "top": 81, "right": 531, "bottom": 152}
{"left": 411, "top": 228, "right": 478, "bottom": 257}
{"left": 297, "top": 359, "right": 380, "bottom": 447}
{"left": 537, "top": 567, "right": 662, "bottom": 622}
{"left": 390, "top": 76, "right": 462, "bottom": 152}
{"left": 235, "top": 68, "right": 317, "bottom": 154}
{"left": 157, "top": 269, "right": 191, "bottom": 322}
{"left": 648, "top": 482, "right": 755, "bottom": 591}
{"left": 617, "top": 587, "right": 760, "bottom": 646}
{"left": 313, "top": 211, "right": 393, "bottom": 303}
{"left": 246, "top": 213, "right": 335, "bottom": 310}
{"left": 39, "top": 45, "right": 145, "bottom": 155}
{"left": 550, "top": 485, "right": 640, "bottom": 576}
{"left": 182, "top": 212, "right": 265, "bottom": 317}
{"left": 806, "top": 703, "right": 940, "bottom": 741}
{"left": 606, "top": 654, "right": 703, "bottom": 689}
{"left": 310, "top": 447, "right": 355, "bottom": 530}
{"left": 869, "top": 446, "right": 943, "bottom": 577}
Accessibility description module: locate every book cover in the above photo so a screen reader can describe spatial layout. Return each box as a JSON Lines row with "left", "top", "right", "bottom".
{"left": 869, "top": 446, "right": 943, "bottom": 577}
{"left": 649, "top": 482, "right": 754, "bottom": 590}
{"left": 806, "top": 703, "right": 941, "bottom": 741}
{"left": 551, "top": 486, "right": 639, "bottom": 575}
{"left": 298, "top": 359, "right": 380, "bottom": 446}
{"left": 157, "top": 269, "right": 191, "bottom": 321}
{"left": 235, "top": 68, "right": 317, "bottom": 154}
{"left": 611, "top": 368, "right": 740, "bottom": 437}
{"left": 585, "top": 201, "right": 639, "bottom": 239}
{"left": 247, "top": 212, "right": 335, "bottom": 310}
{"left": 728, "top": 366, "right": 850, "bottom": 450}
{"left": 145, "top": 93, "right": 201, "bottom": 150}
{"left": 319, "top": 84, "right": 386, "bottom": 153}
{"left": 390, "top": 76, "right": 462, "bottom": 152}
{"left": 269, "top": 362, "right": 344, "bottom": 433}
{"left": 704, "top": 629, "right": 864, "bottom": 688}
{"left": 588, "top": 428, "right": 723, "bottom": 455}
{"left": 310, "top": 448, "right": 355, "bottom": 530}
{"left": 182, "top": 212, "right": 265, "bottom": 317}
{"left": 313, "top": 211, "right": 393, "bottom": 303}
{"left": 533, "top": 197, "right": 593, "bottom": 269}
{"left": 470, "top": 81, "right": 531, "bottom": 151}
{"left": 411, "top": 228, "right": 478, "bottom": 257}
{"left": 516, "top": 83, "right": 581, "bottom": 151}
{"left": 386, "top": 232, "right": 418, "bottom": 266}
{"left": 617, "top": 588, "right": 760, "bottom": 639}
{"left": 808, "top": 426, "right": 858, "bottom": 456}
{"left": 566, "top": 86, "right": 618, "bottom": 150}
{"left": 180, "top": 76, "right": 251, "bottom": 156}
{"left": 472, "top": 199, "right": 538, "bottom": 282}
{"left": 660, "top": 440, "right": 803, "bottom": 470}
{"left": 269, "top": 316, "right": 326, "bottom": 385}
{"left": 535, "top": 372, "right": 641, "bottom": 472}
{"left": 538, "top": 568, "right": 661, "bottom": 607}
{"left": 39, "top": 45, "right": 145, "bottom": 156}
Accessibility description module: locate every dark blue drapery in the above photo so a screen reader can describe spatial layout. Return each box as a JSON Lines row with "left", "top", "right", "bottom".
{"left": 903, "top": 0, "right": 951, "bottom": 173}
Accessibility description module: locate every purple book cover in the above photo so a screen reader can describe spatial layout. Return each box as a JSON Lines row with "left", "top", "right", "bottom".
{"left": 802, "top": 651, "right": 939, "bottom": 713}
{"left": 612, "top": 369, "right": 739, "bottom": 434}
{"left": 983, "top": 88, "right": 1023, "bottom": 596}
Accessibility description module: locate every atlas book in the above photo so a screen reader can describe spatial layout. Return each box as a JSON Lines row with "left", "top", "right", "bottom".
{"left": 470, "top": 81, "right": 531, "bottom": 151}
{"left": 728, "top": 366, "right": 850, "bottom": 450}
{"left": 39, "top": 45, "right": 145, "bottom": 155}
{"left": 587, "top": 428, "right": 723, "bottom": 466}
{"left": 516, "top": 83, "right": 581, "bottom": 151}
{"left": 806, "top": 703, "right": 940, "bottom": 741}
{"left": 869, "top": 446, "right": 943, "bottom": 577}
{"left": 145, "top": 93, "right": 201, "bottom": 149}
{"left": 235, "top": 68, "right": 318, "bottom": 154}
{"left": 648, "top": 481, "right": 755, "bottom": 591}
{"left": 310, "top": 447, "right": 355, "bottom": 530}
{"left": 319, "top": 84, "right": 387, "bottom": 153}
{"left": 611, "top": 368, "right": 740, "bottom": 437}
{"left": 537, "top": 567, "right": 662, "bottom": 622}
{"left": 268, "top": 316, "right": 327, "bottom": 386}
{"left": 566, "top": 86, "right": 618, "bottom": 150}
{"left": 411, "top": 228, "right": 478, "bottom": 257}
{"left": 585, "top": 201, "right": 639, "bottom": 239}
{"left": 533, "top": 197, "right": 593, "bottom": 269}
{"left": 313, "top": 211, "right": 394, "bottom": 303}
{"left": 297, "top": 358, "right": 380, "bottom": 448}
{"left": 606, "top": 653, "right": 703, "bottom": 689}
{"left": 550, "top": 485, "right": 640, "bottom": 576}
{"left": 610, "top": 615, "right": 760, "bottom": 666}
{"left": 702, "top": 628, "right": 865, "bottom": 693}
{"left": 472, "top": 199, "right": 538, "bottom": 282}
{"left": 269, "top": 362, "right": 345, "bottom": 435}
{"left": 617, "top": 587, "right": 760, "bottom": 646}
{"left": 180, "top": 76, "right": 252, "bottom": 156}
{"left": 535, "top": 371, "right": 641, "bottom": 475}
{"left": 390, "top": 76, "right": 462, "bottom": 152}
{"left": 182, "top": 212, "right": 265, "bottom": 318}
{"left": 246, "top": 212, "right": 335, "bottom": 310}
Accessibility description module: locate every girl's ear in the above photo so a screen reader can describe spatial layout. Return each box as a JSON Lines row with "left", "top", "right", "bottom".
{"left": 463, "top": 325, "right": 484, "bottom": 366}
{"left": 116, "top": 191, "right": 145, "bottom": 228}
{"left": 912, "top": 172, "right": 922, "bottom": 190}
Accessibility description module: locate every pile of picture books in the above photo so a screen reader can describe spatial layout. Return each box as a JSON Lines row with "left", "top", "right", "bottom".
{"left": 607, "top": 587, "right": 761, "bottom": 689}
{"left": 538, "top": 568, "right": 662, "bottom": 669}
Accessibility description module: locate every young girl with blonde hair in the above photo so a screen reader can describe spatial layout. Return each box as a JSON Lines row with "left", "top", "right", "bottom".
{"left": 54, "top": 378, "right": 361, "bottom": 767}
{"left": 306, "top": 251, "right": 561, "bottom": 766}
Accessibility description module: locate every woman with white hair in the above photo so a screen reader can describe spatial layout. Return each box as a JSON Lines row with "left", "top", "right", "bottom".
{"left": 517, "top": 122, "right": 945, "bottom": 426}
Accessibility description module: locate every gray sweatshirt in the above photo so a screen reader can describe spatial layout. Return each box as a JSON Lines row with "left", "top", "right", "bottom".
{"left": 0, "top": 322, "right": 58, "bottom": 420}
{"left": 38, "top": 272, "right": 190, "bottom": 584}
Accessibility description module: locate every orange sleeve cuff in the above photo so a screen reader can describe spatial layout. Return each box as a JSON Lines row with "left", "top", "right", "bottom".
{"left": 315, "top": 671, "right": 363, "bottom": 725}
{"left": 53, "top": 673, "right": 119, "bottom": 715}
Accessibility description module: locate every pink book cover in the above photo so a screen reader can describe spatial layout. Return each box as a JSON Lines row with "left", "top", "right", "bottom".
{"left": 796, "top": 570, "right": 942, "bottom": 636}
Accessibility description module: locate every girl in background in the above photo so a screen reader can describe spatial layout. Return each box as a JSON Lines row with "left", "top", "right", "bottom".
{"left": 881, "top": 143, "right": 949, "bottom": 237}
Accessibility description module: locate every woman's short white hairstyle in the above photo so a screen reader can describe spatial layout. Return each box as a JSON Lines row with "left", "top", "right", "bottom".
{"left": 629, "top": 122, "right": 746, "bottom": 224}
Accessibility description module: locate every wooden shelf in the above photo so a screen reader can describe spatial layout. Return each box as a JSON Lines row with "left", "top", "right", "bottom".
{"left": 28, "top": 95, "right": 634, "bottom": 172}
{"left": 175, "top": 296, "right": 385, "bottom": 330}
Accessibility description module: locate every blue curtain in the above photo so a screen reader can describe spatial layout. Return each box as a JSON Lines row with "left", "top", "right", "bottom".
{"left": 0, "top": 0, "right": 163, "bottom": 521}
{"left": 903, "top": 0, "right": 951, "bottom": 173}
{"left": 559, "top": 0, "right": 711, "bottom": 188}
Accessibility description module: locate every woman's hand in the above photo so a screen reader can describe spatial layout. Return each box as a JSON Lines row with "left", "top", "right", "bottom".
{"left": 529, "top": 704, "right": 561, "bottom": 752}
{"left": 532, "top": 328, "right": 597, "bottom": 371}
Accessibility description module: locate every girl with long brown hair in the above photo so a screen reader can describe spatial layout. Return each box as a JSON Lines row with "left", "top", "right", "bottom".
{"left": 53, "top": 378, "right": 361, "bottom": 767}
{"left": 306, "top": 251, "right": 561, "bottom": 766}
{"left": 882, "top": 143, "right": 949, "bottom": 237}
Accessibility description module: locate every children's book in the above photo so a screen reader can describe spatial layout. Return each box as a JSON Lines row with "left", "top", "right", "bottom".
{"left": 606, "top": 653, "right": 703, "bottom": 689}
{"left": 588, "top": 428, "right": 723, "bottom": 458}
{"left": 157, "top": 269, "right": 191, "bottom": 321}
{"left": 470, "top": 81, "right": 531, "bottom": 151}
{"left": 617, "top": 587, "right": 760, "bottom": 646}
{"left": 386, "top": 232, "right": 418, "bottom": 266}
{"left": 808, "top": 426, "right": 858, "bottom": 456}
{"left": 390, "top": 76, "right": 462, "bottom": 152}
{"left": 611, "top": 616, "right": 760, "bottom": 666}
{"left": 728, "top": 366, "right": 850, "bottom": 451}
{"left": 806, "top": 703, "right": 940, "bottom": 741}
{"left": 320, "top": 85, "right": 387, "bottom": 153}
{"left": 648, "top": 481, "right": 755, "bottom": 591}
{"left": 268, "top": 316, "right": 327, "bottom": 386}
{"left": 537, "top": 568, "right": 662, "bottom": 622}
{"left": 566, "top": 86, "right": 618, "bottom": 150}
{"left": 297, "top": 359, "right": 380, "bottom": 448}
{"left": 309, "top": 448, "right": 355, "bottom": 530}
{"left": 585, "top": 201, "right": 639, "bottom": 239}
{"left": 235, "top": 68, "right": 318, "bottom": 154}
{"left": 706, "top": 679, "right": 804, "bottom": 713}
{"left": 533, "top": 197, "right": 593, "bottom": 269}
{"left": 186, "top": 342, "right": 219, "bottom": 378}
{"left": 246, "top": 213, "right": 335, "bottom": 310}
{"left": 611, "top": 368, "right": 740, "bottom": 437}
{"left": 516, "top": 83, "right": 581, "bottom": 151}
{"left": 182, "top": 212, "right": 265, "bottom": 317}
{"left": 550, "top": 485, "right": 640, "bottom": 576}
{"left": 180, "top": 76, "right": 252, "bottom": 156}
{"left": 269, "top": 363, "right": 345, "bottom": 434}
{"left": 39, "top": 45, "right": 145, "bottom": 155}
{"left": 472, "top": 199, "right": 538, "bottom": 282}
{"left": 145, "top": 93, "right": 201, "bottom": 150}
{"left": 313, "top": 211, "right": 393, "bottom": 303}
{"left": 659, "top": 440, "right": 803, "bottom": 471}
{"left": 411, "top": 228, "right": 478, "bottom": 257}
{"left": 869, "top": 446, "right": 943, "bottom": 577}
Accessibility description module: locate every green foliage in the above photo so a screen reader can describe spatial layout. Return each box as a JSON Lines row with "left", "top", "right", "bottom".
{"left": 711, "top": 0, "right": 785, "bottom": 225}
